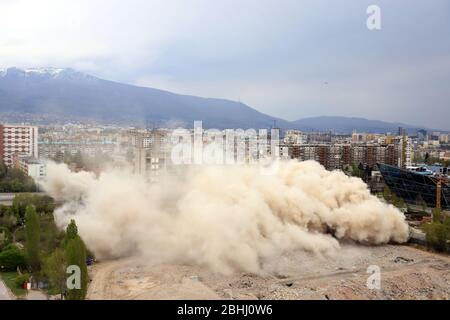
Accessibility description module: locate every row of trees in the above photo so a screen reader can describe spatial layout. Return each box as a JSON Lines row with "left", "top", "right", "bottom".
{"left": 24, "top": 205, "right": 89, "bottom": 300}
{"left": 350, "top": 163, "right": 372, "bottom": 183}
{"left": 381, "top": 186, "right": 407, "bottom": 210}
{"left": 414, "top": 153, "right": 450, "bottom": 167}
{"left": 0, "top": 161, "right": 37, "bottom": 192}
{"left": 0, "top": 195, "right": 90, "bottom": 300}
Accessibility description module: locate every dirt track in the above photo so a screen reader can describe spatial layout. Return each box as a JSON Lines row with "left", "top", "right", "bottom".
{"left": 87, "top": 244, "right": 450, "bottom": 300}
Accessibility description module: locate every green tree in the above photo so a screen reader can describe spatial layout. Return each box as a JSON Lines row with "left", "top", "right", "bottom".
{"left": 0, "top": 244, "right": 27, "bottom": 271}
{"left": 0, "top": 209, "right": 17, "bottom": 231}
{"left": 63, "top": 219, "right": 79, "bottom": 248}
{"left": 0, "top": 161, "right": 7, "bottom": 179}
{"left": 397, "top": 197, "right": 406, "bottom": 209}
{"left": 63, "top": 219, "right": 88, "bottom": 300}
{"left": 25, "top": 205, "right": 40, "bottom": 271}
{"left": 66, "top": 220, "right": 78, "bottom": 240}
{"left": 425, "top": 222, "right": 449, "bottom": 252}
{"left": 383, "top": 186, "right": 392, "bottom": 202}
{"left": 0, "top": 226, "right": 12, "bottom": 250}
{"left": 43, "top": 248, "right": 67, "bottom": 299}
{"left": 12, "top": 194, "right": 55, "bottom": 220}
{"left": 42, "top": 215, "right": 60, "bottom": 255}
{"left": 15, "top": 273, "right": 30, "bottom": 287}
{"left": 64, "top": 236, "right": 88, "bottom": 300}
{"left": 351, "top": 164, "right": 362, "bottom": 178}
{"left": 432, "top": 208, "right": 443, "bottom": 223}
{"left": 0, "top": 166, "right": 36, "bottom": 193}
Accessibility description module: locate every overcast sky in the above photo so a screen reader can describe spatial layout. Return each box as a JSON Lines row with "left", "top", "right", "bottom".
{"left": 0, "top": 0, "right": 449, "bottom": 129}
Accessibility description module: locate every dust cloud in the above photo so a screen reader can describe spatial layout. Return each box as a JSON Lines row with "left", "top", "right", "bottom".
{"left": 41, "top": 160, "right": 409, "bottom": 274}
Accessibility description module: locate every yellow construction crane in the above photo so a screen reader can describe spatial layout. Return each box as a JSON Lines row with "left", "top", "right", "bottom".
{"left": 436, "top": 178, "right": 442, "bottom": 209}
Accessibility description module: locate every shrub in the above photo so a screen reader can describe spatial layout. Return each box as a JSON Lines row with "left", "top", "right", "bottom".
{"left": 0, "top": 226, "right": 12, "bottom": 250}
{"left": 14, "top": 273, "right": 30, "bottom": 287}
{"left": 424, "top": 218, "right": 450, "bottom": 252}
{"left": 0, "top": 245, "right": 27, "bottom": 271}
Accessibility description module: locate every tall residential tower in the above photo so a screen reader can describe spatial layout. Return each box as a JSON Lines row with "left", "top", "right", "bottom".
{"left": 0, "top": 124, "right": 38, "bottom": 167}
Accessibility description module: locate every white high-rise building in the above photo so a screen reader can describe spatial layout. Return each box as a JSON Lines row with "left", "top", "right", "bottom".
{"left": 0, "top": 124, "right": 39, "bottom": 167}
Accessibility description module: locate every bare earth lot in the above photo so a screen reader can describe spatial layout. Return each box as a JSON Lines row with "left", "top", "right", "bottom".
{"left": 87, "top": 244, "right": 450, "bottom": 300}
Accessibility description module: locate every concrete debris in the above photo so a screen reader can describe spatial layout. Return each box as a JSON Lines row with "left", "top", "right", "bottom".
{"left": 394, "top": 256, "right": 414, "bottom": 263}
{"left": 87, "top": 244, "right": 450, "bottom": 300}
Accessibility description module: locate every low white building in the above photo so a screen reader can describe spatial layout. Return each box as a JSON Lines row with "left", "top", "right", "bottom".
{"left": 16, "top": 157, "right": 46, "bottom": 181}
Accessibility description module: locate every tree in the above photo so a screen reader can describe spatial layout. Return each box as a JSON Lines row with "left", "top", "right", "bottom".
{"left": 0, "top": 208, "right": 17, "bottom": 231}
{"left": 425, "top": 211, "right": 450, "bottom": 253}
{"left": 0, "top": 244, "right": 27, "bottom": 271}
{"left": 0, "top": 166, "right": 37, "bottom": 193}
{"left": 63, "top": 219, "right": 79, "bottom": 248}
{"left": 383, "top": 186, "right": 392, "bottom": 202}
{"left": 432, "top": 208, "right": 443, "bottom": 223}
{"left": 43, "top": 248, "right": 67, "bottom": 300}
{"left": 0, "top": 161, "right": 7, "bottom": 179}
{"left": 0, "top": 226, "right": 12, "bottom": 250}
{"left": 397, "top": 197, "right": 406, "bottom": 209}
{"left": 425, "top": 222, "right": 449, "bottom": 252}
{"left": 66, "top": 220, "right": 78, "bottom": 241}
{"left": 12, "top": 194, "right": 55, "bottom": 220}
{"left": 64, "top": 236, "right": 88, "bottom": 300}
{"left": 25, "top": 205, "right": 40, "bottom": 271}
{"left": 63, "top": 219, "right": 88, "bottom": 300}
{"left": 42, "top": 215, "right": 60, "bottom": 255}
{"left": 351, "top": 164, "right": 364, "bottom": 178}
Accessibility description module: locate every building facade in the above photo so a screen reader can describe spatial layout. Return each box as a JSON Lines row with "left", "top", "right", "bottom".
{"left": 0, "top": 124, "right": 38, "bottom": 167}
{"left": 132, "top": 129, "right": 171, "bottom": 179}
{"left": 288, "top": 143, "right": 401, "bottom": 171}
{"left": 15, "top": 157, "right": 46, "bottom": 181}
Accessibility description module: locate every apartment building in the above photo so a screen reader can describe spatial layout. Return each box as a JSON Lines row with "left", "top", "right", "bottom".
{"left": 15, "top": 157, "right": 46, "bottom": 181}
{"left": 0, "top": 124, "right": 38, "bottom": 167}
{"left": 288, "top": 143, "right": 401, "bottom": 171}
{"left": 132, "top": 129, "right": 171, "bottom": 179}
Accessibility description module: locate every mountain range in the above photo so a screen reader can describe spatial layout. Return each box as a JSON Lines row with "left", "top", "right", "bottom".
{"left": 0, "top": 67, "right": 436, "bottom": 133}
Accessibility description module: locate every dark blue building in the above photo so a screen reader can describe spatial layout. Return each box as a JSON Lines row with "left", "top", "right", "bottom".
{"left": 378, "top": 163, "right": 450, "bottom": 210}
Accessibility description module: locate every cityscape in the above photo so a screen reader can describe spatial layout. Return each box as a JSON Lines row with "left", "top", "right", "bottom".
{"left": 0, "top": 0, "right": 449, "bottom": 312}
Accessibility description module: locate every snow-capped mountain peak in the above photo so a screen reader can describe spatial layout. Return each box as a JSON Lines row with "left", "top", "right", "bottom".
{"left": 0, "top": 67, "right": 96, "bottom": 81}
{"left": 24, "top": 67, "right": 66, "bottom": 76}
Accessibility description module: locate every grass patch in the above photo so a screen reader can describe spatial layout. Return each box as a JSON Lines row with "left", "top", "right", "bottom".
{"left": 0, "top": 272, "right": 27, "bottom": 297}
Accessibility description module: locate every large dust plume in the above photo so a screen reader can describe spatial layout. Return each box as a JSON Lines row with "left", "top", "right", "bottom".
{"left": 42, "top": 160, "right": 409, "bottom": 274}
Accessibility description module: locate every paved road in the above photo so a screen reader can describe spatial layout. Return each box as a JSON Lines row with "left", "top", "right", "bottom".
{"left": 0, "top": 192, "right": 46, "bottom": 205}
{"left": 26, "top": 290, "right": 47, "bottom": 300}
{"left": 0, "top": 279, "right": 13, "bottom": 300}
{"left": 0, "top": 193, "right": 15, "bottom": 206}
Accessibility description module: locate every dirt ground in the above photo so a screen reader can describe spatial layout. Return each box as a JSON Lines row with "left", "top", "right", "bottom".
{"left": 86, "top": 244, "right": 450, "bottom": 300}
